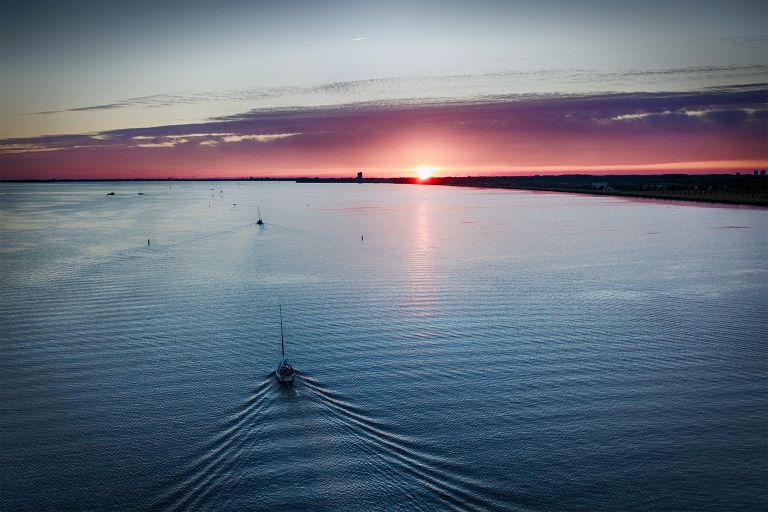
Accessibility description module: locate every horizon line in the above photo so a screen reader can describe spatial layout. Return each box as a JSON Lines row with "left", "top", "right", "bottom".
{"left": 3, "top": 170, "right": 767, "bottom": 182}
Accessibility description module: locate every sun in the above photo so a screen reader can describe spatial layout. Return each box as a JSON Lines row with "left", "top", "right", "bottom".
{"left": 414, "top": 165, "right": 438, "bottom": 182}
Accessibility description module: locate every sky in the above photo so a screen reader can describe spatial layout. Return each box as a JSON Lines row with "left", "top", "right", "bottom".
{"left": 0, "top": 0, "right": 766, "bottom": 179}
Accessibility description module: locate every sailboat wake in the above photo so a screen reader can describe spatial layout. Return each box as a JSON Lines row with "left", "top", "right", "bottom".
{"left": 153, "top": 371, "right": 525, "bottom": 512}
{"left": 300, "top": 375, "right": 514, "bottom": 512}
{"left": 153, "top": 376, "right": 276, "bottom": 511}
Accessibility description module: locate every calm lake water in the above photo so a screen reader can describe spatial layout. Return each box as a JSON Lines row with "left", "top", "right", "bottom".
{"left": 1, "top": 182, "right": 766, "bottom": 511}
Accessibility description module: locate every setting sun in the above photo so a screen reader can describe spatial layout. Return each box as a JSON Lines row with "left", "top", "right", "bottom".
{"left": 414, "top": 166, "right": 439, "bottom": 181}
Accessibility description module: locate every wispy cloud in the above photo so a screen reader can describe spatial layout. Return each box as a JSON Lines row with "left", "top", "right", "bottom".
{"left": 10, "top": 84, "right": 768, "bottom": 146}
{"left": 612, "top": 112, "right": 656, "bottom": 121}
{"left": 125, "top": 132, "right": 302, "bottom": 148}
{"left": 32, "top": 65, "right": 768, "bottom": 117}
{"left": 221, "top": 133, "right": 300, "bottom": 143}
{"left": 0, "top": 128, "right": 307, "bottom": 155}
{"left": 127, "top": 132, "right": 302, "bottom": 148}
{"left": 136, "top": 141, "right": 177, "bottom": 148}
{"left": 0, "top": 143, "right": 61, "bottom": 154}
{"left": 610, "top": 106, "right": 761, "bottom": 122}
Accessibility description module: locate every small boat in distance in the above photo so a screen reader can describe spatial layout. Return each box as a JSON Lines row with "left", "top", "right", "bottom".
{"left": 256, "top": 206, "right": 264, "bottom": 225}
{"left": 275, "top": 305, "right": 295, "bottom": 383}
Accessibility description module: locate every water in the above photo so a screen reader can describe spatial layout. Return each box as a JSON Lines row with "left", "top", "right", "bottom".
{"left": 1, "top": 182, "right": 766, "bottom": 511}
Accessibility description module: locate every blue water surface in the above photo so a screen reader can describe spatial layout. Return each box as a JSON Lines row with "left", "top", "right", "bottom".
{"left": 1, "top": 182, "right": 766, "bottom": 511}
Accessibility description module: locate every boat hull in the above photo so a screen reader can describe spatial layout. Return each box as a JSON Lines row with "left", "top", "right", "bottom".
{"left": 276, "top": 359, "right": 295, "bottom": 383}
{"left": 276, "top": 372, "right": 295, "bottom": 383}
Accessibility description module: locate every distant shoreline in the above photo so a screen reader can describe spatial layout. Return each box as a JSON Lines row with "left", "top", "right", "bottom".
{"left": 436, "top": 184, "right": 768, "bottom": 207}
{"left": 2, "top": 174, "right": 766, "bottom": 207}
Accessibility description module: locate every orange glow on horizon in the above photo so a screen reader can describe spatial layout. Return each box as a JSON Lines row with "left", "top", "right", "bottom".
{"left": 413, "top": 165, "right": 440, "bottom": 182}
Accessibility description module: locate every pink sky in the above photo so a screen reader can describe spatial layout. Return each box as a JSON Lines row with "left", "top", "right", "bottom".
{"left": 1, "top": 87, "right": 766, "bottom": 179}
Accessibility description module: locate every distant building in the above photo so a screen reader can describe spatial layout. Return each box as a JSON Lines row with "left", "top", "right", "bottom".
{"left": 591, "top": 182, "right": 610, "bottom": 190}
{"left": 761, "top": 170, "right": 766, "bottom": 176}
{"left": 755, "top": 170, "right": 759, "bottom": 175}
{"left": 355, "top": 171, "right": 363, "bottom": 183}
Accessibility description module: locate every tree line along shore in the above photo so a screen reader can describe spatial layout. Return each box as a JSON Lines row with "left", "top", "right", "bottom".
{"left": 298, "top": 173, "right": 768, "bottom": 206}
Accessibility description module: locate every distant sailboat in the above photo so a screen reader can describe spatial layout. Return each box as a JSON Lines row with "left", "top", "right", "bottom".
{"left": 275, "top": 305, "right": 295, "bottom": 383}
{"left": 256, "top": 206, "right": 264, "bottom": 225}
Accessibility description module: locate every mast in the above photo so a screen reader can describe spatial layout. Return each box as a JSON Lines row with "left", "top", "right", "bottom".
{"left": 258, "top": 206, "right": 262, "bottom": 222}
{"left": 279, "top": 304, "right": 285, "bottom": 357}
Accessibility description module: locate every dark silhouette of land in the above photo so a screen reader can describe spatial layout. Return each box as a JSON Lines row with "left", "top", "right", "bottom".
{"left": 4, "top": 174, "right": 766, "bottom": 206}
{"left": 298, "top": 174, "right": 768, "bottom": 206}
{"left": 431, "top": 174, "right": 767, "bottom": 206}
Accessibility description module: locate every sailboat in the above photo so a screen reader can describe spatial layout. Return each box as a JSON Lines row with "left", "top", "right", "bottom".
{"left": 275, "top": 305, "right": 295, "bottom": 383}
{"left": 256, "top": 206, "right": 264, "bottom": 225}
